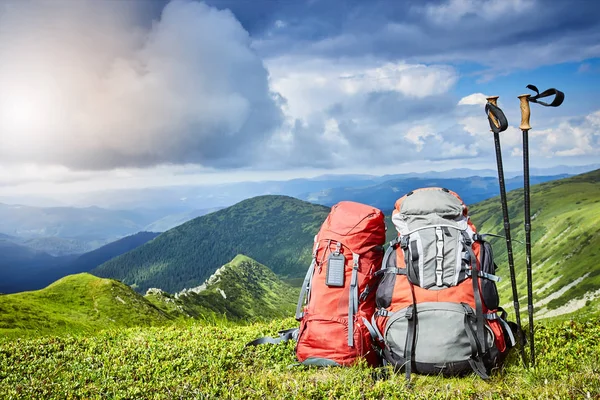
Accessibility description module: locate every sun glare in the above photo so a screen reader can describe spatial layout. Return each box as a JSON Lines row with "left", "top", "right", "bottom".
{"left": 0, "top": 85, "right": 60, "bottom": 150}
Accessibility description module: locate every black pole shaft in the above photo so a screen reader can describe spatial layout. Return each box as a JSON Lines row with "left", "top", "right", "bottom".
{"left": 522, "top": 128, "right": 535, "bottom": 368}
{"left": 493, "top": 131, "right": 527, "bottom": 367}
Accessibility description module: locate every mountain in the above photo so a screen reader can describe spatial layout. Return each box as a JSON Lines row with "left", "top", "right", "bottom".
{"left": 146, "top": 255, "right": 298, "bottom": 321}
{"left": 0, "top": 273, "right": 171, "bottom": 338}
{"left": 67, "top": 232, "right": 161, "bottom": 273}
{"left": 0, "top": 232, "right": 161, "bottom": 294}
{"left": 0, "top": 239, "right": 76, "bottom": 294}
{"left": 300, "top": 174, "right": 570, "bottom": 210}
{"left": 0, "top": 237, "right": 52, "bottom": 263}
{"left": 144, "top": 208, "right": 223, "bottom": 232}
{"left": 12, "top": 236, "right": 92, "bottom": 256}
{"left": 93, "top": 195, "right": 330, "bottom": 293}
{"left": 0, "top": 202, "right": 159, "bottom": 245}
{"left": 468, "top": 169, "right": 600, "bottom": 319}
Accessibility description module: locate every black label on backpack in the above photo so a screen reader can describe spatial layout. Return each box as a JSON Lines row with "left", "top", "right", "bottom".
{"left": 326, "top": 253, "right": 345, "bottom": 287}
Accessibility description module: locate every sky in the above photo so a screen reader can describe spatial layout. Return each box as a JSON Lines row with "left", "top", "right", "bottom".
{"left": 0, "top": 0, "right": 598, "bottom": 197}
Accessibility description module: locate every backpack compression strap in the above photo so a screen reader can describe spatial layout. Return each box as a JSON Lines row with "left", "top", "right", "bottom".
{"left": 526, "top": 84, "right": 565, "bottom": 107}
{"left": 348, "top": 253, "right": 360, "bottom": 347}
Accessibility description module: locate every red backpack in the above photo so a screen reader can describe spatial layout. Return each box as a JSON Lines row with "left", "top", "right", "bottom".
{"left": 293, "top": 201, "right": 387, "bottom": 366}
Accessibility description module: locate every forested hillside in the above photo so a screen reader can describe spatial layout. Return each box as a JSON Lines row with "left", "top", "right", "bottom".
{"left": 93, "top": 196, "right": 330, "bottom": 293}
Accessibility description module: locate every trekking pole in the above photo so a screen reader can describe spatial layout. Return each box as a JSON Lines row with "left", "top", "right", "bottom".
{"left": 518, "top": 85, "right": 565, "bottom": 369}
{"left": 485, "top": 96, "right": 527, "bottom": 367}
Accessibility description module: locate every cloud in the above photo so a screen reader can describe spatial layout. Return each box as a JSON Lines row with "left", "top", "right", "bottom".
{"left": 0, "top": 0, "right": 282, "bottom": 170}
{"left": 424, "top": 0, "right": 535, "bottom": 24}
{"left": 251, "top": 0, "right": 600, "bottom": 74}
{"left": 458, "top": 93, "right": 489, "bottom": 106}
{"left": 531, "top": 111, "right": 600, "bottom": 157}
{"left": 404, "top": 125, "right": 441, "bottom": 152}
{"left": 578, "top": 63, "right": 591, "bottom": 73}
{"left": 267, "top": 57, "right": 458, "bottom": 119}
{"left": 259, "top": 56, "right": 465, "bottom": 169}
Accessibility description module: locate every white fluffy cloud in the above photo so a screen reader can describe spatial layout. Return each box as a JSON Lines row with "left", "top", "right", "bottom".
{"left": 458, "top": 93, "right": 489, "bottom": 106}
{"left": 459, "top": 107, "right": 600, "bottom": 161}
{"left": 267, "top": 57, "right": 458, "bottom": 120}
{"left": 424, "top": 0, "right": 536, "bottom": 24}
{"left": 531, "top": 111, "right": 600, "bottom": 157}
{"left": 404, "top": 125, "right": 441, "bottom": 152}
{"left": 0, "top": 0, "right": 282, "bottom": 170}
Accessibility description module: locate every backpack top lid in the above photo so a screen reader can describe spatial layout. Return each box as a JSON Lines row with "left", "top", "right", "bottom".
{"left": 319, "top": 201, "right": 386, "bottom": 255}
{"left": 392, "top": 188, "right": 470, "bottom": 234}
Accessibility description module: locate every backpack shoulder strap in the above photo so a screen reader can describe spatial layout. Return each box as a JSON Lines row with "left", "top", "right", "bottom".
{"left": 295, "top": 235, "right": 319, "bottom": 320}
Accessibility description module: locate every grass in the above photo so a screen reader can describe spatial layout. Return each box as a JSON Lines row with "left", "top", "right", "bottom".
{"left": 0, "top": 316, "right": 598, "bottom": 399}
{"left": 0, "top": 273, "right": 171, "bottom": 339}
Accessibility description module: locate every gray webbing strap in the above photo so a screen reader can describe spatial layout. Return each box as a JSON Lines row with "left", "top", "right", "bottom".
{"left": 404, "top": 304, "right": 415, "bottom": 382}
{"left": 370, "top": 313, "right": 385, "bottom": 342}
{"left": 348, "top": 253, "right": 359, "bottom": 347}
{"left": 463, "top": 305, "right": 480, "bottom": 358}
{"left": 462, "top": 304, "right": 490, "bottom": 380}
{"left": 435, "top": 227, "right": 444, "bottom": 286}
{"left": 245, "top": 328, "right": 299, "bottom": 347}
{"left": 295, "top": 260, "right": 315, "bottom": 320}
{"left": 466, "top": 269, "right": 501, "bottom": 282}
{"left": 381, "top": 241, "right": 396, "bottom": 270}
{"left": 295, "top": 236, "right": 319, "bottom": 320}
{"left": 363, "top": 317, "right": 381, "bottom": 344}
{"left": 374, "top": 267, "right": 406, "bottom": 276}
{"left": 485, "top": 313, "right": 516, "bottom": 347}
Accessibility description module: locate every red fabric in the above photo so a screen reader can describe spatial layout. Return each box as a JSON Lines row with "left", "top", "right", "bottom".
{"left": 296, "top": 201, "right": 386, "bottom": 366}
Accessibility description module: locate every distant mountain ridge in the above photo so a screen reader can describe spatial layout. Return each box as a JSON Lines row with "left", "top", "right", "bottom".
{"left": 143, "top": 208, "right": 223, "bottom": 232}
{"left": 300, "top": 174, "right": 570, "bottom": 210}
{"left": 0, "top": 232, "right": 160, "bottom": 294}
{"left": 93, "top": 195, "right": 330, "bottom": 294}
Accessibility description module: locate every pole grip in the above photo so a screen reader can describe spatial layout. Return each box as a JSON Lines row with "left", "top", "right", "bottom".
{"left": 518, "top": 94, "right": 532, "bottom": 130}
{"left": 486, "top": 96, "right": 501, "bottom": 131}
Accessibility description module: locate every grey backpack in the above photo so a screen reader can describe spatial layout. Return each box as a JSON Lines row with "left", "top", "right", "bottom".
{"left": 370, "top": 188, "right": 516, "bottom": 380}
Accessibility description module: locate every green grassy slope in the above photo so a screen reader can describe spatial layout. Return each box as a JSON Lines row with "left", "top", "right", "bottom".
{"left": 468, "top": 169, "right": 600, "bottom": 318}
{"left": 93, "top": 195, "right": 330, "bottom": 293}
{"left": 146, "top": 255, "right": 299, "bottom": 322}
{"left": 0, "top": 273, "right": 171, "bottom": 338}
{"left": 1, "top": 317, "right": 598, "bottom": 399}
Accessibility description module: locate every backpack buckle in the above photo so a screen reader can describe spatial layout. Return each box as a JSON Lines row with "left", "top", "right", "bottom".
{"left": 461, "top": 303, "right": 475, "bottom": 318}
{"left": 333, "top": 241, "right": 342, "bottom": 256}
{"left": 359, "top": 284, "right": 370, "bottom": 302}
{"left": 405, "top": 305, "right": 414, "bottom": 320}
{"left": 400, "top": 236, "right": 410, "bottom": 250}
